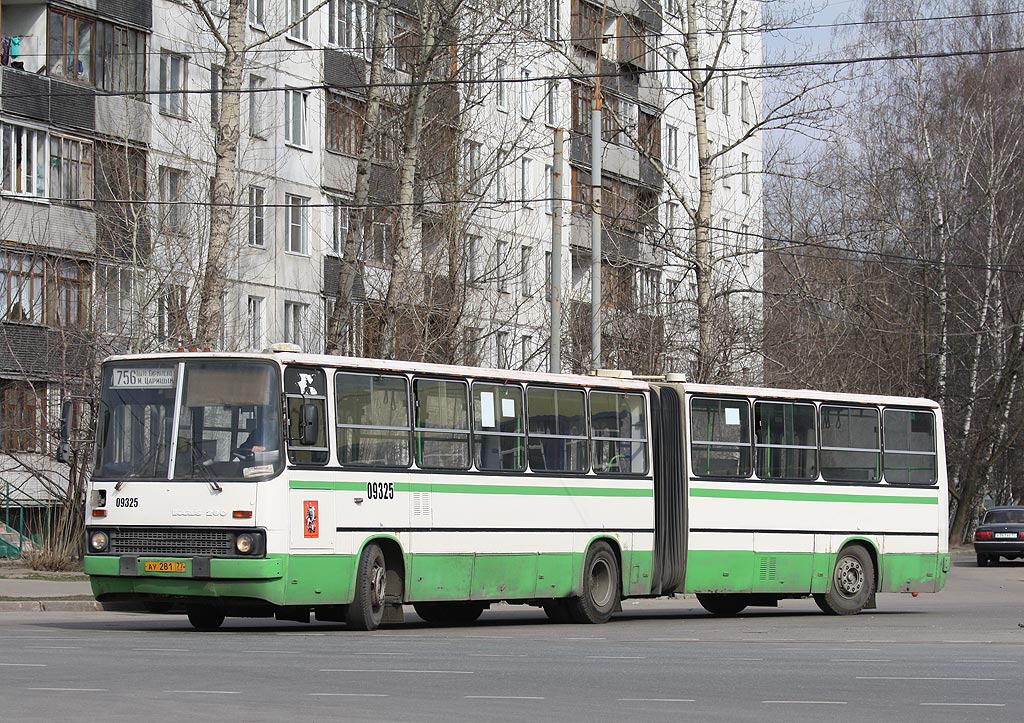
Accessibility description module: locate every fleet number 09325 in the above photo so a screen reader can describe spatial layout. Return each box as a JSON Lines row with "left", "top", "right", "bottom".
{"left": 367, "top": 482, "right": 394, "bottom": 500}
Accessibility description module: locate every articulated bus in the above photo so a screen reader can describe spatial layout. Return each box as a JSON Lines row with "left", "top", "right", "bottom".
{"left": 81, "top": 347, "right": 949, "bottom": 630}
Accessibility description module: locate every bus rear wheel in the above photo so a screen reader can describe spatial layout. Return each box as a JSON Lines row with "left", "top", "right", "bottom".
{"left": 186, "top": 605, "right": 225, "bottom": 630}
{"left": 413, "top": 602, "right": 485, "bottom": 626}
{"left": 815, "top": 544, "right": 875, "bottom": 615}
{"left": 346, "top": 543, "right": 388, "bottom": 631}
{"left": 567, "top": 541, "right": 620, "bottom": 624}
{"left": 696, "top": 593, "right": 749, "bottom": 616}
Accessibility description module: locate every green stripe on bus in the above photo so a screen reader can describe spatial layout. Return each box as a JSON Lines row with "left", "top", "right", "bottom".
{"left": 690, "top": 487, "right": 938, "bottom": 505}
{"left": 290, "top": 480, "right": 653, "bottom": 498}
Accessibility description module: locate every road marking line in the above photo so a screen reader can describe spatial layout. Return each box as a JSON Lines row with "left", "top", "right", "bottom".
{"left": 163, "top": 690, "right": 240, "bottom": 695}
{"left": 132, "top": 648, "right": 188, "bottom": 652}
{"left": 763, "top": 700, "right": 847, "bottom": 705}
{"left": 309, "top": 693, "right": 389, "bottom": 697}
{"left": 717, "top": 657, "right": 763, "bottom": 661}
{"left": 468, "top": 653, "right": 528, "bottom": 658}
{"left": 586, "top": 655, "right": 645, "bottom": 660}
{"left": 648, "top": 638, "right": 700, "bottom": 642}
{"left": 920, "top": 703, "right": 1006, "bottom": 707}
{"left": 0, "top": 663, "right": 46, "bottom": 667}
{"left": 320, "top": 669, "right": 474, "bottom": 674}
{"left": 831, "top": 659, "right": 892, "bottom": 663}
{"left": 37, "top": 646, "right": 80, "bottom": 650}
{"left": 464, "top": 688, "right": 544, "bottom": 696}
{"left": 618, "top": 698, "right": 696, "bottom": 703}
{"left": 352, "top": 652, "right": 413, "bottom": 656}
{"left": 241, "top": 650, "right": 303, "bottom": 654}
{"left": 857, "top": 676, "right": 1008, "bottom": 682}
{"left": 28, "top": 688, "right": 108, "bottom": 692}
{"left": 567, "top": 637, "right": 606, "bottom": 641}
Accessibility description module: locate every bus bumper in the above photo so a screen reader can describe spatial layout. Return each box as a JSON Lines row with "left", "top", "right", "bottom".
{"left": 85, "top": 554, "right": 287, "bottom": 607}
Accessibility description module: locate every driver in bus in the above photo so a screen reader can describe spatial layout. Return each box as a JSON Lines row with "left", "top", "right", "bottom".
{"left": 234, "top": 412, "right": 279, "bottom": 460}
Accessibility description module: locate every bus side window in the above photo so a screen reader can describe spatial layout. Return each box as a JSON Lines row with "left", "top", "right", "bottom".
{"left": 882, "top": 408, "right": 936, "bottom": 485}
{"left": 336, "top": 372, "right": 411, "bottom": 467}
{"left": 820, "top": 405, "right": 880, "bottom": 482}
{"left": 414, "top": 378, "right": 470, "bottom": 470}
{"left": 689, "top": 397, "right": 751, "bottom": 478}
{"left": 527, "top": 386, "right": 588, "bottom": 473}
{"left": 591, "top": 391, "right": 648, "bottom": 475}
{"left": 285, "top": 367, "right": 329, "bottom": 465}
{"left": 473, "top": 382, "right": 526, "bottom": 472}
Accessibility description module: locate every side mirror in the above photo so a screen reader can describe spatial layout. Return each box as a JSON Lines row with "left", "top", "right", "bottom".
{"left": 299, "top": 403, "right": 320, "bottom": 446}
{"left": 56, "top": 399, "right": 74, "bottom": 464}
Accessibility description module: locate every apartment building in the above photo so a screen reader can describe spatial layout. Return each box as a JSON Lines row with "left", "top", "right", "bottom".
{"left": 0, "top": 0, "right": 760, "bottom": 510}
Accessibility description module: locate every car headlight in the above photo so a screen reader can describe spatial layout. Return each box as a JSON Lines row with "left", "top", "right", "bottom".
{"left": 89, "top": 530, "right": 109, "bottom": 553}
{"left": 235, "top": 533, "right": 255, "bottom": 554}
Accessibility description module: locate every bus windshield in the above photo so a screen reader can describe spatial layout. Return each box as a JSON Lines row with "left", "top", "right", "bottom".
{"left": 94, "top": 360, "right": 282, "bottom": 481}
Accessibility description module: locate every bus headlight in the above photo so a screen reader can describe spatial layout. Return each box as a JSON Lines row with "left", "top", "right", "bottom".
{"left": 235, "top": 533, "right": 255, "bottom": 555}
{"left": 89, "top": 530, "right": 109, "bottom": 553}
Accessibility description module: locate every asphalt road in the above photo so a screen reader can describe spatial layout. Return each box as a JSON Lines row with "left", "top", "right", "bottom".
{"left": 2, "top": 553, "right": 1022, "bottom": 723}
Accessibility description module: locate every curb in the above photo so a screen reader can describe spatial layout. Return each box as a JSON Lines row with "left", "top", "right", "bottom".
{"left": 0, "top": 600, "right": 103, "bottom": 613}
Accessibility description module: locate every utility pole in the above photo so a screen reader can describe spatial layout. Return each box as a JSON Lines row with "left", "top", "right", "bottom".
{"left": 591, "top": 0, "right": 609, "bottom": 371}
{"left": 550, "top": 127, "right": 563, "bottom": 374}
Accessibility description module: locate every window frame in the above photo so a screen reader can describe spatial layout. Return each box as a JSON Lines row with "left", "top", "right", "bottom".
{"left": 590, "top": 390, "right": 649, "bottom": 476}
{"left": 471, "top": 380, "right": 527, "bottom": 472}
{"left": 753, "top": 399, "right": 818, "bottom": 481}
{"left": 526, "top": 384, "right": 590, "bottom": 474}
{"left": 284, "top": 193, "right": 310, "bottom": 255}
{"left": 159, "top": 50, "right": 188, "bottom": 119}
{"left": 882, "top": 407, "right": 937, "bottom": 486}
{"left": 688, "top": 395, "right": 753, "bottom": 479}
{"left": 819, "top": 403, "right": 882, "bottom": 484}
{"left": 335, "top": 370, "right": 413, "bottom": 469}
{"left": 413, "top": 376, "right": 472, "bottom": 471}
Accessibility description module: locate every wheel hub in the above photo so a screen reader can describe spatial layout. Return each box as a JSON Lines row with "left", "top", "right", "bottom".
{"left": 835, "top": 557, "right": 864, "bottom": 597}
{"left": 370, "top": 564, "right": 386, "bottom": 610}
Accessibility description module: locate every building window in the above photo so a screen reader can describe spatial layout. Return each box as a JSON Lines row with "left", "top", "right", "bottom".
{"left": 0, "top": 381, "right": 47, "bottom": 453}
{"left": 0, "top": 252, "right": 85, "bottom": 328}
{"left": 741, "top": 152, "right": 751, "bottom": 194}
{"left": 496, "top": 240, "right": 509, "bottom": 292}
{"left": 247, "top": 296, "right": 264, "bottom": 350}
{"left": 545, "top": 0, "right": 559, "bottom": 40}
{"left": 96, "top": 264, "right": 134, "bottom": 336}
{"left": 284, "top": 301, "right": 308, "bottom": 345}
{"left": 495, "top": 148, "right": 509, "bottom": 201}
{"left": 249, "top": 75, "right": 268, "bottom": 138}
{"left": 520, "top": 157, "right": 532, "bottom": 207}
{"left": 48, "top": 10, "right": 93, "bottom": 83}
{"left": 496, "top": 330, "right": 510, "bottom": 368}
{"left": 706, "top": 76, "right": 715, "bottom": 110}
{"left": 250, "top": 0, "right": 267, "bottom": 27}
{"left": 248, "top": 186, "right": 265, "bottom": 247}
{"left": 545, "top": 79, "right": 557, "bottom": 126}
{"left": 722, "top": 75, "right": 730, "bottom": 116}
{"left": 289, "top": 0, "right": 311, "bottom": 41}
{"left": 521, "top": 245, "right": 533, "bottom": 297}
{"left": 285, "top": 194, "right": 310, "bottom": 254}
{"left": 520, "top": 335, "right": 533, "bottom": 370}
{"left": 284, "top": 89, "right": 309, "bottom": 147}
{"left": 741, "top": 80, "right": 751, "bottom": 124}
{"left": 665, "top": 50, "right": 677, "bottom": 88}
{"left": 1, "top": 123, "right": 47, "bottom": 199}
{"left": 49, "top": 135, "right": 93, "bottom": 207}
{"left": 329, "top": 196, "right": 351, "bottom": 255}
{"left": 464, "top": 141, "right": 482, "bottom": 194}
{"left": 95, "top": 20, "right": 147, "bottom": 98}
{"left": 495, "top": 65, "right": 507, "bottom": 111}
{"left": 688, "top": 132, "right": 697, "bottom": 176}
{"left": 520, "top": 68, "right": 531, "bottom": 118}
{"left": 330, "top": 0, "right": 375, "bottom": 54}
{"left": 723, "top": 149, "right": 731, "bottom": 188}
{"left": 159, "top": 166, "right": 186, "bottom": 234}
{"left": 740, "top": 10, "right": 749, "bottom": 54}
{"left": 326, "top": 92, "right": 364, "bottom": 156}
{"left": 159, "top": 51, "right": 188, "bottom": 118}
{"left": 665, "top": 125, "right": 679, "bottom": 169}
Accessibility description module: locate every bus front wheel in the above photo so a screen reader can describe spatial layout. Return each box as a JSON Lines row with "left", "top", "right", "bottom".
{"left": 814, "top": 545, "right": 875, "bottom": 615}
{"left": 567, "top": 541, "right": 620, "bottom": 624}
{"left": 346, "top": 543, "right": 388, "bottom": 631}
{"left": 696, "top": 593, "right": 749, "bottom": 616}
{"left": 186, "top": 605, "right": 225, "bottom": 630}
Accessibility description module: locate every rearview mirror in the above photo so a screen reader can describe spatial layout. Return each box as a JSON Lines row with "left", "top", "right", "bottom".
{"left": 56, "top": 399, "right": 74, "bottom": 464}
{"left": 299, "top": 403, "right": 320, "bottom": 446}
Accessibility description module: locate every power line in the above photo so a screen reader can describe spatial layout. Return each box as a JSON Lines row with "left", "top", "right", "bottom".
{"left": 2, "top": 40, "right": 1022, "bottom": 103}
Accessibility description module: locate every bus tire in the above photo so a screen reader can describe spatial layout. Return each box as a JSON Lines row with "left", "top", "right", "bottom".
{"left": 696, "top": 593, "right": 749, "bottom": 616}
{"left": 976, "top": 554, "right": 989, "bottom": 567}
{"left": 413, "top": 601, "right": 485, "bottom": 626}
{"left": 346, "top": 543, "right": 388, "bottom": 631}
{"left": 816, "top": 544, "right": 875, "bottom": 615}
{"left": 186, "top": 605, "right": 225, "bottom": 630}
{"left": 567, "top": 541, "right": 620, "bottom": 624}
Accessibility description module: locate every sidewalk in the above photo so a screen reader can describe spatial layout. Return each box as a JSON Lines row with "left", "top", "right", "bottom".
{"left": 0, "top": 560, "right": 100, "bottom": 612}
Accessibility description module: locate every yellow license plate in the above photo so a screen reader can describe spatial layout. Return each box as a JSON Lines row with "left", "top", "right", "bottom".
{"left": 143, "top": 561, "right": 187, "bottom": 573}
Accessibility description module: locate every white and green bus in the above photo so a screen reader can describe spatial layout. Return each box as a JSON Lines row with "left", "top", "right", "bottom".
{"left": 81, "top": 347, "right": 949, "bottom": 630}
